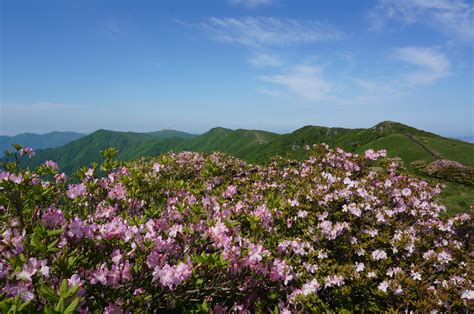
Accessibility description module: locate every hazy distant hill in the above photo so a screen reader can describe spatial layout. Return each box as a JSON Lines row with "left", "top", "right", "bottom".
{"left": 19, "top": 129, "right": 197, "bottom": 174}
{"left": 0, "top": 131, "right": 85, "bottom": 153}
{"left": 455, "top": 136, "right": 474, "bottom": 143}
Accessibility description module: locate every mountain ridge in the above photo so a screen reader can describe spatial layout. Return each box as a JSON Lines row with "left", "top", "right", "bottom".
{"left": 8, "top": 121, "right": 474, "bottom": 214}
{"left": 18, "top": 121, "right": 473, "bottom": 170}
{"left": 0, "top": 131, "right": 86, "bottom": 153}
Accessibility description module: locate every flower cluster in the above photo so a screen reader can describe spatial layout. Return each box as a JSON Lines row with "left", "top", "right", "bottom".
{"left": 0, "top": 144, "right": 472, "bottom": 312}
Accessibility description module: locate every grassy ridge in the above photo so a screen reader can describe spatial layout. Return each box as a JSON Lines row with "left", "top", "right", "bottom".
{"left": 17, "top": 121, "right": 474, "bottom": 213}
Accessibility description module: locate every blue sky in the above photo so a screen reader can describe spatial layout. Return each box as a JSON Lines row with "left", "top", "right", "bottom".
{"left": 1, "top": 0, "right": 473, "bottom": 137}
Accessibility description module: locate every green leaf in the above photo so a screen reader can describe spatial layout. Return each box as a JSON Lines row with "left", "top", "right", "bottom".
{"left": 67, "top": 256, "right": 77, "bottom": 270}
{"left": 12, "top": 144, "right": 23, "bottom": 151}
{"left": 64, "top": 297, "right": 80, "bottom": 314}
{"left": 43, "top": 304, "right": 58, "bottom": 314}
{"left": 59, "top": 279, "right": 68, "bottom": 297}
{"left": 64, "top": 285, "right": 80, "bottom": 299}
{"left": 54, "top": 297, "right": 65, "bottom": 313}
{"left": 47, "top": 229, "right": 63, "bottom": 236}
{"left": 40, "top": 285, "right": 59, "bottom": 304}
{"left": 18, "top": 300, "right": 31, "bottom": 311}
{"left": 47, "top": 239, "right": 60, "bottom": 253}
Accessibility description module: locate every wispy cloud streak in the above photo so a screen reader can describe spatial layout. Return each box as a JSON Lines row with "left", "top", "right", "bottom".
{"left": 199, "top": 17, "right": 345, "bottom": 47}
{"left": 370, "top": 0, "right": 474, "bottom": 42}
{"left": 248, "top": 52, "right": 283, "bottom": 67}
{"left": 393, "top": 46, "right": 450, "bottom": 85}
{"left": 258, "top": 66, "right": 333, "bottom": 101}
{"left": 230, "top": 0, "right": 274, "bottom": 8}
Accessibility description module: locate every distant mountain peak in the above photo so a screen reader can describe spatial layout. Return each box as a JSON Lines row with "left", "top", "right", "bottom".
{"left": 207, "top": 127, "right": 233, "bottom": 133}
{"left": 373, "top": 120, "right": 403, "bottom": 129}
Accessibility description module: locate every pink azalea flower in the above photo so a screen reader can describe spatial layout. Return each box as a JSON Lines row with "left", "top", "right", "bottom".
{"left": 222, "top": 185, "right": 237, "bottom": 199}
{"left": 44, "top": 160, "right": 59, "bottom": 170}
{"left": 67, "top": 183, "right": 87, "bottom": 199}
{"left": 371, "top": 249, "right": 388, "bottom": 261}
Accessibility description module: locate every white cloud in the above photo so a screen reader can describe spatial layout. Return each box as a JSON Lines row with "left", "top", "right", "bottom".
{"left": 370, "top": 0, "right": 474, "bottom": 42}
{"left": 258, "top": 66, "right": 333, "bottom": 102}
{"left": 200, "top": 17, "right": 345, "bottom": 47}
{"left": 248, "top": 52, "right": 283, "bottom": 67}
{"left": 256, "top": 87, "right": 287, "bottom": 97}
{"left": 230, "top": 0, "right": 274, "bottom": 8}
{"left": 393, "top": 46, "right": 450, "bottom": 85}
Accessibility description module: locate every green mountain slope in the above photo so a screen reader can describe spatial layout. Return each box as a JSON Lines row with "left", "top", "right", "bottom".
{"left": 14, "top": 121, "right": 474, "bottom": 214}
{"left": 20, "top": 121, "right": 473, "bottom": 173}
{"left": 0, "top": 131, "right": 85, "bottom": 153}
{"left": 176, "top": 128, "right": 280, "bottom": 160}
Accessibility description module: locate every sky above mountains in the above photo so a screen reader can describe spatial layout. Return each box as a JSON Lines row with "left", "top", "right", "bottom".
{"left": 1, "top": 0, "right": 473, "bottom": 137}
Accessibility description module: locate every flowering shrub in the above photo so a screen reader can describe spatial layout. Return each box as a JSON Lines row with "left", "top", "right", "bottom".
{"left": 0, "top": 145, "right": 472, "bottom": 312}
{"left": 426, "top": 159, "right": 474, "bottom": 186}
{"left": 412, "top": 159, "right": 474, "bottom": 186}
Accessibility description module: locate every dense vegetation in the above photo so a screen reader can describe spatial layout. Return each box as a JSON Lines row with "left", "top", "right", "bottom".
{"left": 17, "top": 121, "right": 474, "bottom": 214}
{"left": 0, "top": 145, "right": 472, "bottom": 312}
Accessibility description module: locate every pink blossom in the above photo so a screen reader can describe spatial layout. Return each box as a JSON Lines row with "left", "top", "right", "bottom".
{"left": 90, "top": 266, "right": 108, "bottom": 285}
{"left": 9, "top": 173, "right": 23, "bottom": 184}
{"left": 108, "top": 184, "right": 126, "bottom": 200}
{"left": 107, "top": 265, "right": 122, "bottom": 287}
{"left": 121, "top": 260, "right": 133, "bottom": 282}
{"left": 354, "top": 262, "right": 365, "bottom": 273}
{"left": 41, "top": 207, "right": 65, "bottom": 228}
{"left": 371, "top": 249, "right": 388, "bottom": 261}
{"left": 252, "top": 204, "right": 273, "bottom": 228}
{"left": 111, "top": 249, "right": 124, "bottom": 264}
{"left": 394, "top": 285, "right": 403, "bottom": 295}
{"left": 301, "top": 279, "right": 320, "bottom": 296}
{"left": 2, "top": 283, "right": 34, "bottom": 301}
{"left": 68, "top": 218, "right": 85, "bottom": 239}
{"left": 68, "top": 274, "right": 82, "bottom": 287}
{"left": 222, "top": 185, "right": 237, "bottom": 199}
{"left": 168, "top": 224, "right": 183, "bottom": 238}
{"left": 19, "top": 147, "right": 35, "bottom": 158}
{"left": 269, "top": 259, "right": 293, "bottom": 285}
{"left": 67, "top": 183, "right": 87, "bottom": 199}
{"left": 15, "top": 258, "right": 49, "bottom": 282}
{"left": 54, "top": 172, "right": 67, "bottom": 183}
{"left": 247, "top": 243, "right": 266, "bottom": 264}
{"left": 153, "top": 262, "right": 192, "bottom": 290}
{"left": 152, "top": 162, "right": 162, "bottom": 173}
{"left": 103, "top": 303, "right": 125, "bottom": 314}
{"left": 437, "top": 251, "right": 453, "bottom": 264}
{"left": 461, "top": 290, "right": 474, "bottom": 300}
{"left": 44, "top": 160, "right": 59, "bottom": 170}
{"left": 378, "top": 281, "right": 389, "bottom": 293}
{"left": 364, "top": 149, "right": 386, "bottom": 160}
{"left": 288, "top": 199, "right": 299, "bottom": 207}
{"left": 297, "top": 210, "right": 308, "bottom": 218}
{"left": 0, "top": 260, "right": 10, "bottom": 278}
{"left": 324, "top": 275, "right": 345, "bottom": 288}
{"left": 68, "top": 274, "right": 85, "bottom": 296}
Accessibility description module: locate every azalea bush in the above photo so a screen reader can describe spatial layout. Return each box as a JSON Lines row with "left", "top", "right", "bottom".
{"left": 0, "top": 144, "right": 472, "bottom": 313}
{"left": 411, "top": 159, "right": 474, "bottom": 186}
